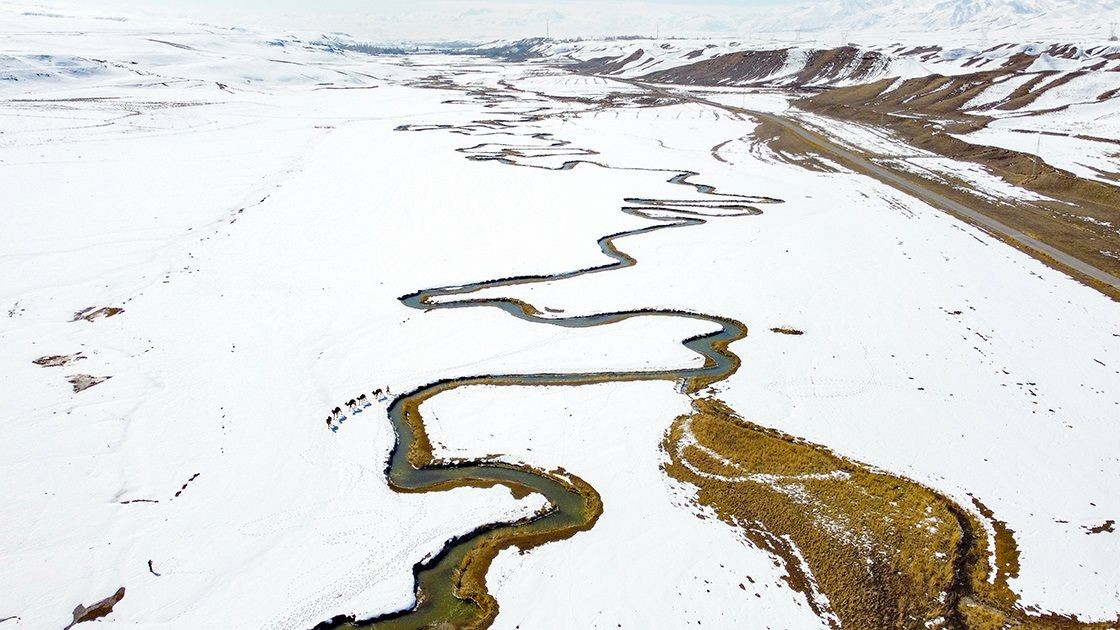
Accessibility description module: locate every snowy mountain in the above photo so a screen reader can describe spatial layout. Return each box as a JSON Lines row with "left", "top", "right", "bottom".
{"left": 747, "top": 0, "right": 1120, "bottom": 39}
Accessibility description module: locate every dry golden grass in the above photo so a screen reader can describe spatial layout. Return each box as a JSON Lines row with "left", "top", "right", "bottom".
{"left": 450, "top": 473, "right": 603, "bottom": 630}
{"left": 664, "top": 398, "right": 961, "bottom": 628}
{"left": 384, "top": 379, "right": 604, "bottom": 630}
{"left": 662, "top": 398, "right": 1120, "bottom": 630}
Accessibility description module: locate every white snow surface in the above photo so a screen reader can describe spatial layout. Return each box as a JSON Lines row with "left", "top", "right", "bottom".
{"left": 3, "top": 5, "right": 1120, "bottom": 630}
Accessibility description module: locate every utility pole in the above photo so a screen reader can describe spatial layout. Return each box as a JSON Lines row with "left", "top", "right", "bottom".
{"left": 546, "top": 19, "right": 550, "bottom": 39}
{"left": 1110, "top": 22, "right": 1118, "bottom": 41}
{"left": 656, "top": 21, "right": 660, "bottom": 40}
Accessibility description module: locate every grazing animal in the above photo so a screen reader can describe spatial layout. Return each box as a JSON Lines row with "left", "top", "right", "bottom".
{"left": 331, "top": 407, "right": 342, "bottom": 422}
{"left": 346, "top": 399, "right": 358, "bottom": 414}
{"left": 326, "top": 416, "right": 333, "bottom": 429}
{"left": 358, "top": 394, "right": 369, "bottom": 407}
{"left": 373, "top": 388, "right": 383, "bottom": 399}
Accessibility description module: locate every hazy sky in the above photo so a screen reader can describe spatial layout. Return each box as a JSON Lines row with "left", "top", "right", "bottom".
{"left": 30, "top": 0, "right": 795, "bottom": 40}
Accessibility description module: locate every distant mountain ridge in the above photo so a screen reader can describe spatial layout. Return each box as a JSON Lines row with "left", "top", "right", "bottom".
{"left": 747, "top": 0, "right": 1119, "bottom": 38}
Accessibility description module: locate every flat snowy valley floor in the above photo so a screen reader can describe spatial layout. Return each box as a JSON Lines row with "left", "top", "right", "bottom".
{"left": 2, "top": 9, "right": 1119, "bottom": 630}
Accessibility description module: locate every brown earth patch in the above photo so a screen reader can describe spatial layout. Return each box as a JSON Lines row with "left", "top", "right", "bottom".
{"left": 1086, "top": 520, "right": 1116, "bottom": 535}
{"left": 770, "top": 326, "right": 805, "bottom": 335}
{"left": 73, "top": 306, "right": 124, "bottom": 322}
{"left": 64, "top": 587, "right": 124, "bottom": 629}
{"left": 637, "top": 46, "right": 888, "bottom": 87}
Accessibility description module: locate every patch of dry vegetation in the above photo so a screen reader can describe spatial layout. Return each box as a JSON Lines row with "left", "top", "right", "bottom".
{"left": 664, "top": 398, "right": 962, "bottom": 628}
{"left": 662, "top": 398, "right": 1120, "bottom": 630}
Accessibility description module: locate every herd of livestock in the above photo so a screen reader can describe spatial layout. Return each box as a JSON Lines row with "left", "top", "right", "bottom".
{"left": 326, "top": 387, "right": 390, "bottom": 430}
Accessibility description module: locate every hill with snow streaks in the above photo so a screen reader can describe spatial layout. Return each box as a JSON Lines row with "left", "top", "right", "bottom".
{"left": 477, "top": 37, "right": 1120, "bottom": 89}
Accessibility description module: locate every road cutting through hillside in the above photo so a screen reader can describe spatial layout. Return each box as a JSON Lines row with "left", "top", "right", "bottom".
{"left": 617, "top": 77, "right": 1120, "bottom": 294}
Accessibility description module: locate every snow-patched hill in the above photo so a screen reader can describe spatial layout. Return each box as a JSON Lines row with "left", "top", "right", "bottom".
{"left": 471, "top": 28, "right": 1120, "bottom": 186}
{"left": 477, "top": 36, "right": 1120, "bottom": 88}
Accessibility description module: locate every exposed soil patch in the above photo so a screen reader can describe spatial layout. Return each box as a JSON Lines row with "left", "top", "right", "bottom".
{"left": 1086, "top": 520, "right": 1116, "bottom": 535}
{"left": 73, "top": 306, "right": 124, "bottom": 322}
{"left": 67, "top": 374, "right": 111, "bottom": 393}
{"left": 64, "top": 587, "right": 124, "bottom": 629}
{"left": 641, "top": 48, "right": 789, "bottom": 85}
{"left": 770, "top": 327, "right": 804, "bottom": 335}
{"left": 33, "top": 352, "right": 85, "bottom": 367}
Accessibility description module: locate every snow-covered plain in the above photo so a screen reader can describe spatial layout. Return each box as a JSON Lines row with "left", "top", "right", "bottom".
{"left": 3, "top": 5, "right": 1120, "bottom": 630}
{"left": 422, "top": 67, "right": 1120, "bottom": 622}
